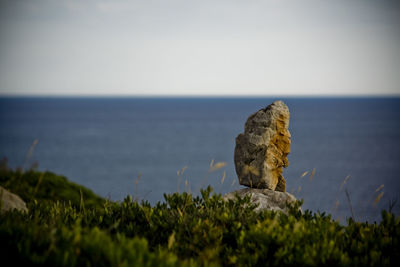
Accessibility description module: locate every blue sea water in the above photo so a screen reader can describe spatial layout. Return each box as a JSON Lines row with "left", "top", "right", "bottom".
{"left": 1, "top": 97, "right": 399, "bottom": 222}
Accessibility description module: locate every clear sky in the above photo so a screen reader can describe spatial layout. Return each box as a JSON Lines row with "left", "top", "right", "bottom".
{"left": 0, "top": 0, "right": 399, "bottom": 96}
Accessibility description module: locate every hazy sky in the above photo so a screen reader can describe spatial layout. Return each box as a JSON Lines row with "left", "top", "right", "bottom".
{"left": 0, "top": 0, "right": 399, "bottom": 96}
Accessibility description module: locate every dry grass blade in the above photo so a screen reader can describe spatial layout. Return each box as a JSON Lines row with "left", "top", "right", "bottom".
{"left": 309, "top": 168, "right": 316, "bottom": 181}
{"left": 221, "top": 171, "right": 226, "bottom": 184}
{"left": 340, "top": 175, "right": 351, "bottom": 191}
{"left": 181, "top": 166, "right": 188, "bottom": 175}
{"left": 184, "top": 179, "right": 191, "bottom": 193}
{"left": 209, "top": 159, "right": 215, "bottom": 168}
{"left": 185, "top": 179, "right": 191, "bottom": 194}
{"left": 136, "top": 173, "right": 142, "bottom": 185}
{"left": 231, "top": 179, "right": 236, "bottom": 187}
{"left": 177, "top": 166, "right": 188, "bottom": 176}
{"left": 33, "top": 172, "right": 45, "bottom": 196}
{"left": 209, "top": 161, "right": 227, "bottom": 172}
{"left": 23, "top": 139, "right": 39, "bottom": 171}
{"left": 345, "top": 189, "right": 355, "bottom": 220}
{"left": 297, "top": 186, "right": 302, "bottom": 192}
{"left": 300, "top": 171, "right": 308, "bottom": 178}
{"left": 375, "top": 184, "right": 384, "bottom": 192}
{"left": 334, "top": 200, "right": 340, "bottom": 213}
{"left": 374, "top": 192, "right": 384, "bottom": 207}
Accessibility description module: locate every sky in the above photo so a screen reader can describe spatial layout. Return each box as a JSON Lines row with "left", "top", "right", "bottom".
{"left": 0, "top": 0, "right": 399, "bottom": 96}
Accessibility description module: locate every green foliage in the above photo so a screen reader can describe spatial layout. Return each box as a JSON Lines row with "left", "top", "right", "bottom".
{"left": 0, "top": 211, "right": 187, "bottom": 266}
{"left": 1, "top": 168, "right": 400, "bottom": 266}
{"left": 0, "top": 165, "right": 104, "bottom": 209}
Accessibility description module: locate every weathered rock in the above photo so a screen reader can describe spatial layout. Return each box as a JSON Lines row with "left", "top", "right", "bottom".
{"left": 224, "top": 188, "right": 299, "bottom": 214}
{"left": 234, "top": 100, "right": 290, "bottom": 191}
{"left": 0, "top": 186, "right": 28, "bottom": 213}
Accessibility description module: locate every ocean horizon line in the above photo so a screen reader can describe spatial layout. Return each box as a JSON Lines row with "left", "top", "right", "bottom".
{"left": 1, "top": 93, "right": 400, "bottom": 99}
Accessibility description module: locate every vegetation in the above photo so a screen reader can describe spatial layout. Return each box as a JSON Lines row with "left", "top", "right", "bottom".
{"left": 0, "top": 161, "right": 104, "bottom": 209}
{"left": 1, "top": 166, "right": 399, "bottom": 266}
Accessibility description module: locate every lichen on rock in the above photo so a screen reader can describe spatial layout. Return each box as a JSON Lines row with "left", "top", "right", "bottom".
{"left": 234, "top": 100, "right": 291, "bottom": 192}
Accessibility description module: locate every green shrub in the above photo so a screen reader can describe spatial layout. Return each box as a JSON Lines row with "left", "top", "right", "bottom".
{"left": 1, "top": 168, "right": 399, "bottom": 266}
{"left": 0, "top": 211, "right": 187, "bottom": 266}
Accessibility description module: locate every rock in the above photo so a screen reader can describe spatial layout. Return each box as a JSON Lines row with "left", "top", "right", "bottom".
{"left": 0, "top": 186, "right": 28, "bottom": 213}
{"left": 224, "top": 188, "right": 299, "bottom": 214}
{"left": 234, "top": 100, "right": 291, "bottom": 191}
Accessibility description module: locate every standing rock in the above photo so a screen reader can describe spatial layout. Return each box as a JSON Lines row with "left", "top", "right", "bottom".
{"left": 0, "top": 186, "right": 28, "bottom": 213}
{"left": 234, "top": 101, "right": 291, "bottom": 192}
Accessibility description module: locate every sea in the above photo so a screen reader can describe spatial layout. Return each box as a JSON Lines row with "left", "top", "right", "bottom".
{"left": 1, "top": 97, "right": 399, "bottom": 223}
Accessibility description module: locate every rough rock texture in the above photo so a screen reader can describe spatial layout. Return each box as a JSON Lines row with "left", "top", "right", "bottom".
{"left": 224, "top": 188, "right": 299, "bottom": 214}
{"left": 234, "top": 100, "right": 290, "bottom": 192}
{"left": 0, "top": 186, "right": 28, "bottom": 213}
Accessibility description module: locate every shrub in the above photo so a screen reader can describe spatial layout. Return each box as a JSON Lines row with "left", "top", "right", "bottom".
{"left": 1, "top": 169, "right": 399, "bottom": 266}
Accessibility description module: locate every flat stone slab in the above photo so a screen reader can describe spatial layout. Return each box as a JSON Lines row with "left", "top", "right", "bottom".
{"left": 224, "top": 188, "right": 300, "bottom": 214}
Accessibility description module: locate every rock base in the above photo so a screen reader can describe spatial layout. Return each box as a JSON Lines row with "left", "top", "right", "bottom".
{"left": 224, "top": 188, "right": 300, "bottom": 214}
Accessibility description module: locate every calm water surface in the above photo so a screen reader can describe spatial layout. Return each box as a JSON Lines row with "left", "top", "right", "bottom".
{"left": 1, "top": 97, "right": 399, "bottom": 222}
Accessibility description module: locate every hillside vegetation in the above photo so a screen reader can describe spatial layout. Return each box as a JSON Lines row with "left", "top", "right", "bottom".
{"left": 0, "top": 166, "right": 399, "bottom": 266}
